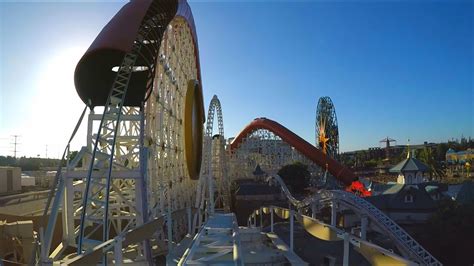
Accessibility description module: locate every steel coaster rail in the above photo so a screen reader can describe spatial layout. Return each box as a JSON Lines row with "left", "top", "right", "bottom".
{"left": 267, "top": 174, "right": 442, "bottom": 266}
{"left": 61, "top": 207, "right": 196, "bottom": 265}
{"left": 39, "top": 105, "right": 88, "bottom": 262}
{"left": 331, "top": 190, "right": 442, "bottom": 266}
{"left": 78, "top": 44, "right": 141, "bottom": 256}
{"left": 207, "top": 95, "right": 230, "bottom": 212}
{"left": 77, "top": 2, "right": 171, "bottom": 254}
{"left": 43, "top": 105, "right": 88, "bottom": 219}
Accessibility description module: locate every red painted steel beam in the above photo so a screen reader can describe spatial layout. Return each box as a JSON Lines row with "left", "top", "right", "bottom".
{"left": 74, "top": 0, "right": 202, "bottom": 107}
{"left": 230, "top": 118, "right": 357, "bottom": 186}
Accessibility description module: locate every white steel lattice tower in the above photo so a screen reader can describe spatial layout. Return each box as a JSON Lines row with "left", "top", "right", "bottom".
{"left": 229, "top": 129, "right": 316, "bottom": 180}
{"left": 195, "top": 95, "right": 230, "bottom": 214}
{"left": 41, "top": 3, "right": 206, "bottom": 263}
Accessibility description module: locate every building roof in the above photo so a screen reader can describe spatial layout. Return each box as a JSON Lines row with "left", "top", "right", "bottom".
{"left": 367, "top": 184, "right": 437, "bottom": 211}
{"left": 252, "top": 164, "right": 266, "bottom": 176}
{"left": 383, "top": 184, "right": 405, "bottom": 194}
{"left": 454, "top": 181, "right": 474, "bottom": 204}
{"left": 446, "top": 148, "right": 456, "bottom": 154}
{"left": 389, "top": 157, "right": 429, "bottom": 173}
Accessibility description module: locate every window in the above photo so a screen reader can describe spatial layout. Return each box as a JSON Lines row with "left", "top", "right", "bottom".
{"left": 404, "top": 194, "right": 414, "bottom": 203}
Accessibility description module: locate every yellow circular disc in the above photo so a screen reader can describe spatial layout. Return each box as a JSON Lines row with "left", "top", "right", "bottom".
{"left": 184, "top": 80, "right": 205, "bottom": 180}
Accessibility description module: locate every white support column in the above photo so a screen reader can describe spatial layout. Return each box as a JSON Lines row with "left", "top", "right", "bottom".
{"left": 85, "top": 110, "right": 94, "bottom": 167}
{"left": 208, "top": 176, "right": 215, "bottom": 215}
{"left": 198, "top": 208, "right": 202, "bottom": 229}
{"left": 361, "top": 216, "right": 368, "bottom": 240}
{"left": 331, "top": 201, "right": 337, "bottom": 227}
{"left": 343, "top": 233, "right": 349, "bottom": 266}
{"left": 114, "top": 235, "right": 123, "bottom": 265}
{"left": 64, "top": 175, "right": 75, "bottom": 245}
{"left": 40, "top": 227, "right": 46, "bottom": 261}
{"left": 135, "top": 179, "right": 144, "bottom": 225}
{"left": 311, "top": 202, "right": 316, "bottom": 219}
{"left": 270, "top": 207, "right": 274, "bottom": 233}
{"left": 290, "top": 209, "right": 294, "bottom": 252}
{"left": 187, "top": 207, "right": 192, "bottom": 235}
{"left": 167, "top": 203, "right": 173, "bottom": 253}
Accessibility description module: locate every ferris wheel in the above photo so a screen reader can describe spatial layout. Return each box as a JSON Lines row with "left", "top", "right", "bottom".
{"left": 315, "top": 96, "right": 339, "bottom": 160}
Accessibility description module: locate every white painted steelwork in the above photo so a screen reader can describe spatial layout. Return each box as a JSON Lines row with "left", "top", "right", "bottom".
{"left": 178, "top": 213, "right": 242, "bottom": 265}
{"left": 196, "top": 95, "right": 229, "bottom": 214}
{"left": 268, "top": 174, "right": 442, "bottom": 266}
{"left": 177, "top": 213, "right": 307, "bottom": 265}
{"left": 41, "top": 15, "right": 201, "bottom": 264}
{"left": 229, "top": 128, "right": 318, "bottom": 180}
{"left": 250, "top": 206, "right": 414, "bottom": 266}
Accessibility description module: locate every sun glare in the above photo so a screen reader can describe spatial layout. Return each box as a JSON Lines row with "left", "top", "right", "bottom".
{"left": 19, "top": 46, "right": 87, "bottom": 158}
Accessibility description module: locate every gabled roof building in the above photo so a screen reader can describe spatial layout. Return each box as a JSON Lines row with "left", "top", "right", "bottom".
{"left": 360, "top": 152, "right": 445, "bottom": 224}
{"left": 390, "top": 151, "right": 429, "bottom": 184}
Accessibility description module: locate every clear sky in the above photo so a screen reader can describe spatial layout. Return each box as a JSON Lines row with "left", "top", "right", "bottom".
{"left": 0, "top": 0, "right": 472, "bottom": 158}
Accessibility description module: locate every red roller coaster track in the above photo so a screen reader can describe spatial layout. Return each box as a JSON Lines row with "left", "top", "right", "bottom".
{"left": 230, "top": 118, "right": 370, "bottom": 196}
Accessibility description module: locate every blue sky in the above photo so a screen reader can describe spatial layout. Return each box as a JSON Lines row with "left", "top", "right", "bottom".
{"left": 0, "top": 0, "right": 472, "bottom": 158}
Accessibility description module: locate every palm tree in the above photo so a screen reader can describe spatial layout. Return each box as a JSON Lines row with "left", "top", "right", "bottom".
{"left": 417, "top": 147, "right": 445, "bottom": 179}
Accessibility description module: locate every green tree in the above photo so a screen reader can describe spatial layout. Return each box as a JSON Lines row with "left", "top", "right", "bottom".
{"left": 364, "top": 159, "right": 378, "bottom": 168}
{"left": 18, "top": 156, "right": 40, "bottom": 170}
{"left": 416, "top": 147, "right": 445, "bottom": 178}
{"left": 277, "top": 162, "right": 310, "bottom": 194}
{"left": 0, "top": 156, "right": 17, "bottom": 166}
{"left": 435, "top": 142, "right": 449, "bottom": 161}
{"left": 419, "top": 200, "right": 474, "bottom": 265}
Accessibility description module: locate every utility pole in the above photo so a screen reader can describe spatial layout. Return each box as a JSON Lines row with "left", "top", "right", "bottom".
{"left": 11, "top": 135, "right": 20, "bottom": 158}
{"left": 45, "top": 145, "right": 48, "bottom": 159}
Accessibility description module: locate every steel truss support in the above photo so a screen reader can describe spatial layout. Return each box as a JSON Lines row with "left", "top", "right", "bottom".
{"left": 229, "top": 128, "right": 319, "bottom": 181}
{"left": 42, "top": 12, "right": 201, "bottom": 264}
{"left": 267, "top": 174, "right": 442, "bottom": 266}
{"left": 80, "top": 108, "right": 147, "bottom": 257}
{"left": 196, "top": 95, "right": 229, "bottom": 214}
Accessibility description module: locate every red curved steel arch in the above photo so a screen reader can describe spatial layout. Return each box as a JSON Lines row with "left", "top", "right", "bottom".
{"left": 230, "top": 118, "right": 357, "bottom": 186}
{"left": 74, "top": 0, "right": 201, "bottom": 107}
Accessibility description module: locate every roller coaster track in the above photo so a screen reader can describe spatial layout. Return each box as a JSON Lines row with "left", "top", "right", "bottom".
{"left": 230, "top": 117, "right": 357, "bottom": 186}
{"left": 78, "top": 48, "right": 140, "bottom": 256}
{"left": 268, "top": 174, "right": 442, "bottom": 266}
{"left": 38, "top": 1, "right": 209, "bottom": 263}
{"left": 32, "top": 0, "right": 443, "bottom": 264}
{"left": 207, "top": 96, "right": 230, "bottom": 212}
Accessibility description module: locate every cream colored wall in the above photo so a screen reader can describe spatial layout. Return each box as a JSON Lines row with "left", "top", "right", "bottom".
{"left": 0, "top": 167, "right": 21, "bottom": 193}
{"left": 397, "top": 174, "right": 405, "bottom": 184}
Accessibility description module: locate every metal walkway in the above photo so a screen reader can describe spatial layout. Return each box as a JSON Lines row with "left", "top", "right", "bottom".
{"left": 175, "top": 213, "right": 307, "bottom": 265}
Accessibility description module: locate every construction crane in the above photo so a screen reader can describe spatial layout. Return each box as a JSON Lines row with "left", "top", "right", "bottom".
{"left": 379, "top": 137, "right": 396, "bottom": 161}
